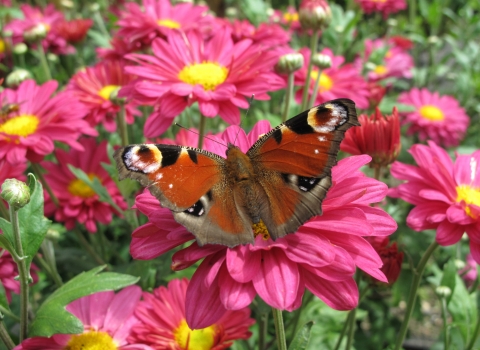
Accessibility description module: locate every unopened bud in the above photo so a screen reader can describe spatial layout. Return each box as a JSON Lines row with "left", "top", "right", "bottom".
{"left": 6, "top": 69, "right": 32, "bottom": 88}
{"left": 311, "top": 53, "right": 331, "bottom": 69}
{"left": 1, "top": 179, "right": 31, "bottom": 210}
{"left": 435, "top": 286, "right": 452, "bottom": 298}
{"left": 47, "top": 53, "right": 58, "bottom": 62}
{"left": 454, "top": 259, "right": 466, "bottom": 270}
{"left": 275, "top": 53, "right": 304, "bottom": 74}
{"left": 13, "top": 43, "right": 28, "bottom": 55}
{"left": 299, "top": 0, "right": 331, "bottom": 31}
{"left": 24, "top": 23, "right": 48, "bottom": 42}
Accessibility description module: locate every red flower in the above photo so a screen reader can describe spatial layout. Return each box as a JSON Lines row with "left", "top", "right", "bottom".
{"left": 341, "top": 107, "right": 401, "bottom": 168}
{"left": 366, "top": 237, "right": 404, "bottom": 284}
{"left": 355, "top": 0, "right": 407, "bottom": 18}
{"left": 367, "top": 82, "right": 387, "bottom": 108}
{"left": 53, "top": 18, "right": 93, "bottom": 44}
{"left": 0, "top": 251, "right": 38, "bottom": 302}
{"left": 218, "top": 19, "right": 291, "bottom": 47}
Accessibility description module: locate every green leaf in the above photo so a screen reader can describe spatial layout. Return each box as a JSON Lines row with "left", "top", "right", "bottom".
{"left": 440, "top": 258, "right": 457, "bottom": 304}
{"left": 288, "top": 321, "right": 313, "bottom": 350}
{"left": 29, "top": 266, "right": 139, "bottom": 337}
{"left": 448, "top": 275, "right": 477, "bottom": 345}
{"left": 0, "top": 283, "right": 10, "bottom": 314}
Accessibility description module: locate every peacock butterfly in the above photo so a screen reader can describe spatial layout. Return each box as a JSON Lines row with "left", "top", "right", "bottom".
{"left": 114, "top": 98, "right": 359, "bottom": 247}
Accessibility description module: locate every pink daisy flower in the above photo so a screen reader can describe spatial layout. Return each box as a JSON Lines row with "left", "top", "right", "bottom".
{"left": 42, "top": 138, "right": 127, "bottom": 233}
{"left": 129, "top": 278, "right": 254, "bottom": 348}
{"left": 295, "top": 47, "right": 370, "bottom": 109}
{"left": 117, "top": 0, "right": 215, "bottom": 47}
{"left": 129, "top": 121, "right": 397, "bottom": 328}
{"left": 390, "top": 141, "right": 480, "bottom": 262}
{"left": 0, "top": 80, "right": 97, "bottom": 165}
{"left": 0, "top": 250, "right": 38, "bottom": 303}
{"left": 355, "top": 0, "right": 407, "bottom": 18}
{"left": 14, "top": 286, "right": 153, "bottom": 350}
{"left": 122, "top": 29, "right": 285, "bottom": 137}
{"left": 398, "top": 88, "right": 469, "bottom": 147}
{"left": 67, "top": 60, "right": 140, "bottom": 132}
{"left": 5, "top": 4, "right": 74, "bottom": 55}
{"left": 269, "top": 6, "right": 302, "bottom": 32}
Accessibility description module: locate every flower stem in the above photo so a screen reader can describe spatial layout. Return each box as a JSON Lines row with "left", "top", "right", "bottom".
{"left": 73, "top": 227, "right": 107, "bottom": 267}
{"left": 34, "top": 254, "right": 63, "bottom": 288}
{"left": 466, "top": 305, "right": 480, "bottom": 350}
{"left": 39, "top": 240, "right": 63, "bottom": 287}
{"left": 344, "top": 306, "right": 357, "bottom": 350}
{"left": 92, "top": 10, "right": 111, "bottom": 40}
{"left": 197, "top": 114, "right": 207, "bottom": 149}
{"left": 30, "top": 162, "right": 59, "bottom": 208}
{"left": 373, "top": 166, "right": 382, "bottom": 181}
{"left": 9, "top": 205, "right": 29, "bottom": 341}
{"left": 258, "top": 311, "right": 268, "bottom": 350}
{"left": 117, "top": 105, "right": 129, "bottom": 146}
{"left": 440, "top": 296, "right": 449, "bottom": 350}
{"left": 301, "top": 30, "right": 320, "bottom": 111}
{"left": 333, "top": 312, "right": 353, "bottom": 350}
{"left": 0, "top": 320, "right": 15, "bottom": 350}
{"left": 36, "top": 40, "right": 52, "bottom": 81}
{"left": 394, "top": 240, "right": 439, "bottom": 350}
{"left": 282, "top": 72, "right": 295, "bottom": 123}
{"left": 308, "top": 68, "right": 322, "bottom": 108}
{"left": 272, "top": 308, "right": 287, "bottom": 350}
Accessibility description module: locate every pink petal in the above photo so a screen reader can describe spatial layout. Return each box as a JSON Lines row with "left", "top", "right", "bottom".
{"left": 218, "top": 265, "right": 256, "bottom": 310}
{"left": 304, "top": 272, "right": 358, "bottom": 310}
{"left": 436, "top": 220, "right": 465, "bottom": 246}
{"left": 226, "top": 246, "right": 261, "bottom": 283}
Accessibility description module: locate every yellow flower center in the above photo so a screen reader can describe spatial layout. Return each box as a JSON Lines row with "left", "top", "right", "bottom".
{"left": 67, "top": 174, "right": 97, "bottom": 198}
{"left": 374, "top": 65, "right": 387, "bottom": 75}
{"left": 178, "top": 62, "right": 229, "bottom": 91}
{"left": 419, "top": 105, "right": 445, "bottom": 121}
{"left": 253, "top": 219, "right": 271, "bottom": 241}
{"left": 0, "top": 38, "right": 5, "bottom": 54}
{"left": 64, "top": 330, "right": 117, "bottom": 350}
{"left": 98, "top": 85, "right": 120, "bottom": 100}
{"left": 157, "top": 19, "right": 181, "bottom": 29}
{"left": 174, "top": 319, "right": 216, "bottom": 350}
{"left": 456, "top": 185, "right": 480, "bottom": 218}
{"left": 0, "top": 114, "right": 39, "bottom": 137}
{"left": 283, "top": 12, "right": 299, "bottom": 23}
{"left": 310, "top": 70, "right": 333, "bottom": 92}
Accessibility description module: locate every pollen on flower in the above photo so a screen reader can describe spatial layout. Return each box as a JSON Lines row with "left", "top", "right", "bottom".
{"left": 310, "top": 70, "right": 333, "bottom": 92}
{"left": 98, "top": 85, "right": 120, "bottom": 100}
{"left": 157, "top": 19, "right": 181, "bottom": 29}
{"left": 65, "top": 331, "right": 117, "bottom": 350}
{"left": 283, "top": 12, "right": 299, "bottom": 23}
{"left": 0, "top": 115, "right": 40, "bottom": 137}
{"left": 419, "top": 105, "right": 444, "bottom": 121}
{"left": 252, "top": 220, "right": 271, "bottom": 240}
{"left": 456, "top": 185, "right": 480, "bottom": 218}
{"left": 178, "top": 62, "right": 229, "bottom": 91}
{"left": 374, "top": 65, "right": 387, "bottom": 75}
{"left": 67, "top": 174, "right": 98, "bottom": 198}
{"left": 173, "top": 319, "right": 216, "bottom": 350}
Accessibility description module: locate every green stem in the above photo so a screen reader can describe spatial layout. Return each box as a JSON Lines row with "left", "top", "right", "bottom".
{"left": 440, "top": 297, "right": 449, "bottom": 350}
{"left": 308, "top": 68, "right": 322, "bottom": 108}
{"left": 272, "top": 308, "right": 287, "bottom": 350}
{"left": 373, "top": 165, "right": 382, "bottom": 181}
{"left": 258, "top": 311, "right": 268, "bottom": 350}
{"left": 289, "top": 292, "right": 314, "bottom": 339}
{"left": 36, "top": 39, "right": 52, "bottom": 81}
{"left": 0, "top": 320, "right": 15, "bottom": 350}
{"left": 394, "top": 241, "right": 439, "bottom": 350}
{"left": 31, "top": 162, "right": 59, "bottom": 207}
{"left": 344, "top": 307, "right": 356, "bottom": 350}
{"left": 197, "top": 115, "right": 207, "bottom": 149}
{"left": 9, "top": 206, "right": 29, "bottom": 341}
{"left": 93, "top": 10, "right": 111, "bottom": 40}
{"left": 466, "top": 306, "right": 480, "bottom": 350}
{"left": 333, "top": 312, "right": 353, "bottom": 350}
{"left": 408, "top": 0, "right": 417, "bottom": 30}
{"left": 73, "top": 227, "right": 107, "bottom": 267}
{"left": 282, "top": 72, "right": 295, "bottom": 123}
{"left": 34, "top": 254, "right": 63, "bottom": 288}
{"left": 117, "top": 104, "right": 129, "bottom": 146}
{"left": 300, "top": 30, "right": 320, "bottom": 111}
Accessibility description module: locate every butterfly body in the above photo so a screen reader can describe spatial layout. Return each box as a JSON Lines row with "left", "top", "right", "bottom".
{"left": 115, "top": 99, "right": 359, "bottom": 247}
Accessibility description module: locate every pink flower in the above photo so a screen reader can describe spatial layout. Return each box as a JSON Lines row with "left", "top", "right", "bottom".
{"left": 67, "top": 60, "right": 140, "bottom": 132}
{"left": 459, "top": 254, "right": 477, "bottom": 288}
{"left": 269, "top": 6, "right": 301, "bottom": 32}
{"left": 0, "top": 80, "right": 97, "bottom": 165}
{"left": 295, "top": 48, "right": 370, "bottom": 109}
{"left": 0, "top": 251, "right": 38, "bottom": 303}
{"left": 398, "top": 88, "right": 469, "bottom": 147}
{"left": 122, "top": 29, "right": 284, "bottom": 137}
{"left": 117, "top": 0, "right": 215, "bottom": 47}
{"left": 390, "top": 141, "right": 480, "bottom": 262}
{"left": 42, "top": 138, "right": 127, "bottom": 233}
{"left": 14, "top": 286, "right": 152, "bottom": 350}
{"left": 96, "top": 36, "right": 144, "bottom": 62}
{"left": 5, "top": 4, "right": 74, "bottom": 55}
{"left": 218, "top": 19, "right": 291, "bottom": 47}
{"left": 129, "top": 121, "right": 397, "bottom": 328}
{"left": 355, "top": 0, "right": 407, "bottom": 18}
{"left": 129, "top": 278, "right": 254, "bottom": 347}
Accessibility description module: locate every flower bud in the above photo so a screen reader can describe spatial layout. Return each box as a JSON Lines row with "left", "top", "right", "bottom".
{"left": 275, "top": 53, "right": 304, "bottom": 74}
{"left": 311, "top": 53, "right": 331, "bottom": 69}
{"left": 454, "top": 259, "right": 466, "bottom": 271}
{"left": 5, "top": 69, "right": 33, "bottom": 88}
{"left": 299, "top": 0, "right": 331, "bottom": 31}
{"left": 47, "top": 53, "right": 58, "bottom": 62}
{"left": 435, "top": 286, "right": 452, "bottom": 298}
{"left": 13, "top": 43, "right": 28, "bottom": 55}
{"left": 365, "top": 237, "right": 404, "bottom": 285}
{"left": 24, "top": 23, "right": 48, "bottom": 42}
{"left": 1, "top": 179, "right": 31, "bottom": 210}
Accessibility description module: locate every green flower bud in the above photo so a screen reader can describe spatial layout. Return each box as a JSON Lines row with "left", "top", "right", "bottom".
{"left": 13, "top": 43, "right": 28, "bottom": 55}
{"left": 1, "top": 179, "right": 31, "bottom": 210}
{"left": 435, "top": 285, "right": 452, "bottom": 298}
{"left": 454, "top": 259, "right": 466, "bottom": 270}
{"left": 6, "top": 69, "right": 32, "bottom": 88}
{"left": 275, "top": 53, "right": 304, "bottom": 74}
{"left": 299, "top": 0, "right": 332, "bottom": 31}
{"left": 311, "top": 53, "right": 332, "bottom": 69}
{"left": 24, "top": 23, "right": 48, "bottom": 42}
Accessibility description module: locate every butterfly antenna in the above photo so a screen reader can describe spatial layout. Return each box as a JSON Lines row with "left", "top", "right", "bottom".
{"left": 233, "top": 94, "right": 255, "bottom": 146}
{"left": 174, "top": 123, "right": 228, "bottom": 148}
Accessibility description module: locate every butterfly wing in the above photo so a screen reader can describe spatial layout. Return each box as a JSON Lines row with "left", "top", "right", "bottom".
{"left": 114, "top": 144, "right": 255, "bottom": 246}
{"left": 247, "top": 98, "right": 359, "bottom": 239}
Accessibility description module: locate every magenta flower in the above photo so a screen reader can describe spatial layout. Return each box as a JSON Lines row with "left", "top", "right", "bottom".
{"left": 295, "top": 48, "right": 370, "bottom": 109}
{"left": 0, "top": 251, "right": 38, "bottom": 303}
{"left": 121, "top": 29, "right": 284, "bottom": 137}
{"left": 42, "top": 138, "right": 126, "bottom": 233}
{"left": 129, "top": 121, "right": 397, "bottom": 328}
{"left": 14, "top": 286, "right": 152, "bottom": 350}
{"left": 390, "top": 141, "right": 480, "bottom": 262}
{"left": 67, "top": 60, "right": 140, "bottom": 132}
{"left": 355, "top": 0, "right": 407, "bottom": 18}
{"left": 459, "top": 254, "right": 477, "bottom": 288}
{"left": 398, "top": 88, "right": 469, "bottom": 147}
{"left": 0, "top": 80, "right": 97, "bottom": 165}
{"left": 117, "top": 0, "right": 214, "bottom": 47}
{"left": 129, "top": 278, "right": 254, "bottom": 348}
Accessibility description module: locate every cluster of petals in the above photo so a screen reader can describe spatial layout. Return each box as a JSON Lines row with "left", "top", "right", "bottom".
{"left": 0, "top": 251, "right": 38, "bottom": 302}
{"left": 5, "top": 4, "right": 75, "bottom": 55}
{"left": 356, "top": 38, "right": 413, "bottom": 82}
{"left": 398, "top": 88, "right": 469, "bottom": 147}
{"left": 52, "top": 18, "right": 93, "bottom": 45}
{"left": 14, "top": 286, "right": 152, "bottom": 350}
{"left": 355, "top": 0, "right": 407, "bottom": 18}
{"left": 67, "top": 60, "right": 140, "bottom": 132}
{"left": 294, "top": 47, "right": 370, "bottom": 108}
{"left": 121, "top": 29, "right": 284, "bottom": 137}
{"left": 116, "top": 0, "right": 215, "bottom": 47}
{"left": 0, "top": 79, "right": 96, "bottom": 165}
{"left": 42, "top": 138, "right": 126, "bottom": 233}
{"left": 218, "top": 18, "right": 291, "bottom": 47}
{"left": 390, "top": 141, "right": 480, "bottom": 263}
{"left": 129, "top": 121, "right": 397, "bottom": 329}
{"left": 129, "top": 278, "right": 254, "bottom": 348}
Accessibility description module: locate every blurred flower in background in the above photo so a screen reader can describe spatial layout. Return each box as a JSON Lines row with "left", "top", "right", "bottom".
{"left": 0, "top": 250, "right": 38, "bottom": 302}
{"left": 366, "top": 236, "right": 404, "bottom": 285}
{"left": 53, "top": 18, "right": 93, "bottom": 45}
{"left": 355, "top": 0, "right": 407, "bottom": 18}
